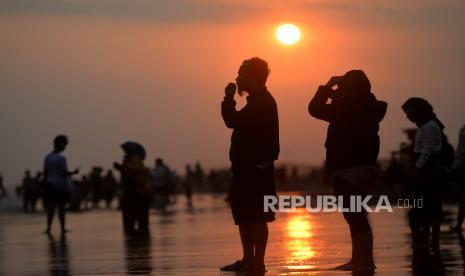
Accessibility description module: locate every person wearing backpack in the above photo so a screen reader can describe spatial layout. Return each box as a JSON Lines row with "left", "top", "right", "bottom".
{"left": 402, "top": 97, "right": 450, "bottom": 253}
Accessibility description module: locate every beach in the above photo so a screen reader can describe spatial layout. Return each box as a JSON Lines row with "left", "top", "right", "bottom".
{"left": 0, "top": 195, "right": 464, "bottom": 275}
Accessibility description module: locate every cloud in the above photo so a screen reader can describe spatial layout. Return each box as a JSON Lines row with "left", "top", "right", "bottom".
{"left": 0, "top": 0, "right": 270, "bottom": 24}
{"left": 1, "top": 0, "right": 464, "bottom": 31}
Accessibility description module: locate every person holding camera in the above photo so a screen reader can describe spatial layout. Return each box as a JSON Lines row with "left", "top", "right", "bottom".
{"left": 309, "top": 70, "right": 387, "bottom": 271}
{"left": 220, "top": 57, "right": 279, "bottom": 273}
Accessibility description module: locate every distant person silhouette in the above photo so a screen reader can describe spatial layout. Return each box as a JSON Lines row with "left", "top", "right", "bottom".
{"left": 43, "top": 135, "right": 79, "bottom": 235}
{"left": 22, "top": 170, "right": 34, "bottom": 212}
{"left": 149, "top": 158, "right": 172, "bottom": 213}
{"left": 194, "top": 162, "right": 204, "bottom": 189}
{"left": 31, "top": 171, "right": 43, "bottom": 211}
{"left": 184, "top": 165, "right": 194, "bottom": 206}
{"left": 103, "top": 169, "right": 118, "bottom": 208}
{"left": 114, "top": 142, "right": 150, "bottom": 235}
{"left": 79, "top": 175, "right": 90, "bottom": 210}
{"left": 451, "top": 124, "right": 465, "bottom": 232}
{"left": 220, "top": 57, "right": 279, "bottom": 272}
{"left": 89, "top": 166, "right": 104, "bottom": 208}
{"left": 402, "top": 97, "right": 451, "bottom": 253}
{"left": 0, "top": 173, "right": 6, "bottom": 198}
{"left": 309, "top": 70, "right": 387, "bottom": 271}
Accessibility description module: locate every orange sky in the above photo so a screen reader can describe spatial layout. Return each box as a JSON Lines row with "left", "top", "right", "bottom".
{"left": 1, "top": 0, "right": 465, "bottom": 185}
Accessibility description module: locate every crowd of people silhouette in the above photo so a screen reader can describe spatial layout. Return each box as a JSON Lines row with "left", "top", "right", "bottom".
{"left": 0, "top": 57, "right": 464, "bottom": 274}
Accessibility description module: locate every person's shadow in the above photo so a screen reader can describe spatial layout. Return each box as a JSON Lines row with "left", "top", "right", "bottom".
{"left": 124, "top": 233, "right": 153, "bottom": 275}
{"left": 47, "top": 234, "right": 71, "bottom": 276}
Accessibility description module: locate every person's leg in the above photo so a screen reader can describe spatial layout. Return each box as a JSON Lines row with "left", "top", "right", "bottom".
{"left": 239, "top": 224, "right": 254, "bottom": 264}
{"left": 452, "top": 194, "right": 465, "bottom": 231}
{"left": 431, "top": 219, "right": 440, "bottom": 253}
{"left": 350, "top": 212, "right": 375, "bottom": 269}
{"left": 430, "top": 194, "right": 443, "bottom": 253}
{"left": 221, "top": 223, "right": 254, "bottom": 271}
{"left": 31, "top": 198, "right": 37, "bottom": 212}
{"left": 409, "top": 209, "right": 427, "bottom": 248}
{"left": 333, "top": 176, "right": 356, "bottom": 268}
{"left": 334, "top": 176, "right": 374, "bottom": 270}
{"left": 221, "top": 165, "right": 255, "bottom": 272}
{"left": 122, "top": 207, "right": 136, "bottom": 234}
{"left": 46, "top": 202, "right": 56, "bottom": 233}
{"left": 138, "top": 205, "right": 150, "bottom": 233}
{"left": 58, "top": 203, "right": 67, "bottom": 234}
{"left": 339, "top": 212, "right": 356, "bottom": 267}
{"left": 23, "top": 192, "right": 28, "bottom": 212}
{"left": 252, "top": 222, "right": 268, "bottom": 269}
{"left": 105, "top": 196, "right": 110, "bottom": 209}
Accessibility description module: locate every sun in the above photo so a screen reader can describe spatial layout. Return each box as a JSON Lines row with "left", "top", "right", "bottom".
{"left": 276, "top": 24, "right": 301, "bottom": 45}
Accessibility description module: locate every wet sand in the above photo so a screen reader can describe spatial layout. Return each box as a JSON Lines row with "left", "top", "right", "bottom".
{"left": 0, "top": 195, "right": 464, "bottom": 275}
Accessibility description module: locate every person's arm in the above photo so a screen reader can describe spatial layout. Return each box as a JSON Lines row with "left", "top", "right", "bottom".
{"left": 221, "top": 96, "right": 239, "bottom": 129}
{"left": 68, "top": 171, "right": 77, "bottom": 176}
{"left": 221, "top": 83, "right": 240, "bottom": 129}
{"left": 61, "top": 158, "right": 79, "bottom": 176}
{"left": 66, "top": 169, "right": 79, "bottom": 176}
{"left": 308, "top": 85, "right": 336, "bottom": 122}
{"left": 415, "top": 125, "right": 442, "bottom": 169}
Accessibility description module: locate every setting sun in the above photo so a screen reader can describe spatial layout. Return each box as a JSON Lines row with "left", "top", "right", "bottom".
{"left": 276, "top": 23, "right": 301, "bottom": 45}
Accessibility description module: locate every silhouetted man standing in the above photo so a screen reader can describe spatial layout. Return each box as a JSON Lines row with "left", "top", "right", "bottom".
{"left": 220, "top": 57, "right": 279, "bottom": 272}
{"left": 0, "top": 173, "right": 6, "bottom": 197}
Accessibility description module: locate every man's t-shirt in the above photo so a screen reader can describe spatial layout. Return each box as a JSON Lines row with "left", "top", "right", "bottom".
{"left": 44, "top": 152, "right": 68, "bottom": 190}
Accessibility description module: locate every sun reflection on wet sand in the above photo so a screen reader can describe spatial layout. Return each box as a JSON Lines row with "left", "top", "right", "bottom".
{"left": 285, "top": 209, "right": 316, "bottom": 271}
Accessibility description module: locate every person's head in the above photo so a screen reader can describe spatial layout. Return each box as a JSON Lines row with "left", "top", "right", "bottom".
{"left": 156, "top": 158, "right": 164, "bottom": 167}
{"left": 236, "top": 57, "right": 270, "bottom": 95}
{"left": 121, "top": 141, "right": 146, "bottom": 161}
{"left": 25, "top": 170, "right": 31, "bottom": 177}
{"left": 401, "top": 97, "right": 434, "bottom": 125}
{"left": 337, "top": 70, "right": 371, "bottom": 102}
{"left": 53, "top": 135, "right": 68, "bottom": 152}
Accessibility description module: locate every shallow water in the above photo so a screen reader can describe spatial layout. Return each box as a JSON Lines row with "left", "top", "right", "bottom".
{"left": 0, "top": 195, "right": 464, "bottom": 275}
